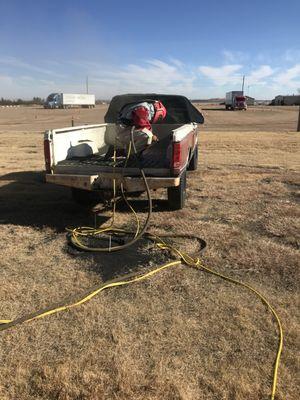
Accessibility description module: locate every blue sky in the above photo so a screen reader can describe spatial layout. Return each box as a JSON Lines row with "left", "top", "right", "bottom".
{"left": 0, "top": 0, "right": 300, "bottom": 99}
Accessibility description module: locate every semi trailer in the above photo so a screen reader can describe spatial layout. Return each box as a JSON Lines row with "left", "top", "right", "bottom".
{"left": 225, "top": 91, "right": 247, "bottom": 110}
{"left": 44, "top": 93, "right": 95, "bottom": 109}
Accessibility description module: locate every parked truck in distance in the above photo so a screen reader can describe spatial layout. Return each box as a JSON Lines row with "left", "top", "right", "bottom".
{"left": 44, "top": 93, "right": 95, "bottom": 109}
{"left": 225, "top": 91, "right": 247, "bottom": 110}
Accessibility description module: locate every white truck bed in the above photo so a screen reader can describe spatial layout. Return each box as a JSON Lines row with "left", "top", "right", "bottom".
{"left": 44, "top": 122, "right": 197, "bottom": 192}
{"left": 45, "top": 123, "right": 190, "bottom": 176}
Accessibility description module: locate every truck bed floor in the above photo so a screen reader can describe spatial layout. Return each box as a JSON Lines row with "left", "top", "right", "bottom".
{"left": 56, "top": 139, "right": 170, "bottom": 170}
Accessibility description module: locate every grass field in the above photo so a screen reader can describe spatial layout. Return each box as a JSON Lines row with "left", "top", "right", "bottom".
{"left": 0, "top": 104, "right": 299, "bottom": 399}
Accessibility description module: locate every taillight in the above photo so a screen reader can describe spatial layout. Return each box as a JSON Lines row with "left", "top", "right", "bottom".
{"left": 172, "top": 142, "right": 181, "bottom": 170}
{"left": 44, "top": 139, "right": 51, "bottom": 173}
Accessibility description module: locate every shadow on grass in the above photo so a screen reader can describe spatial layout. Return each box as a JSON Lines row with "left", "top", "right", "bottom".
{"left": 0, "top": 171, "right": 170, "bottom": 231}
{"left": 86, "top": 238, "right": 172, "bottom": 281}
{"left": 0, "top": 170, "right": 179, "bottom": 281}
{"left": 1, "top": 170, "right": 207, "bottom": 284}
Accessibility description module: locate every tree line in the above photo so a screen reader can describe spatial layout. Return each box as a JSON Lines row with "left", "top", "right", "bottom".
{"left": 0, "top": 97, "right": 44, "bottom": 105}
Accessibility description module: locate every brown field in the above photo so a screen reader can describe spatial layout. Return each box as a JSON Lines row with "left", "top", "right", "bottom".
{"left": 0, "top": 104, "right": 299, "bottom": 399}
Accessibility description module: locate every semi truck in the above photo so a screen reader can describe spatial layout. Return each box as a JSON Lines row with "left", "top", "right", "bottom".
{"left": 44, "top": 93, "right": 95, "bottom": 109}
{"left": 44, "top": 94, "right": 204, "bottom": 210}
{"left": 225, "top": 91, "right": 247, "bottom": 110}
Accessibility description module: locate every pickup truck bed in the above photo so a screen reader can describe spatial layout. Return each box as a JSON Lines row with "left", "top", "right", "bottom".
{"left": 55, "top": 135, "right": 171, "bottom": 174}
{"left": 46, "top": 122, "right": 194, "bottom": 176}
{"left": 44, "top": 94, "right": 204, "bottom": 209}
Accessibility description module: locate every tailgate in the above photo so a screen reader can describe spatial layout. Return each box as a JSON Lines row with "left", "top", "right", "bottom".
{"left": 46, "top": 173, "right": 180, "bottom": 191}
{"left": 44, "top": 124, "right": 112, "bottom": 172}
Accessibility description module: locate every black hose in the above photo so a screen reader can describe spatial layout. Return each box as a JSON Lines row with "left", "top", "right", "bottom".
{"left": 69, "top": 126, "right": 153, "bottom": 252}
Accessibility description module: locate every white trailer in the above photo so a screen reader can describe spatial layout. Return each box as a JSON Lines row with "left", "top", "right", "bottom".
{"left": 44, "top": 93, "right": 95, "bottom": 109}
{"left": 225, "top": 91, "right": 247, "bottom": 110}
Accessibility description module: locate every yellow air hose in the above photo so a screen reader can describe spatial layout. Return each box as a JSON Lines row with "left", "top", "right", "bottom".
{"left": 67, "top": 129, "right": 151, "bottom": 252}
{"left": 0, "top": 128, "right": 283, "bottom": 400}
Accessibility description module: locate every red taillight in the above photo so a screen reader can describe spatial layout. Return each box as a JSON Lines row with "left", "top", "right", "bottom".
{"left": 44, "top": 139, "right": 51, "bottom": 173}
{"left": 172, "top": 142, "right": 181, "bottom": 170}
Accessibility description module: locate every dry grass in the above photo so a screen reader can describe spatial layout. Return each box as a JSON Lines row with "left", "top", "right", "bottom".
{"left": 0, "top": 105, "right": 299, "bottom": 399}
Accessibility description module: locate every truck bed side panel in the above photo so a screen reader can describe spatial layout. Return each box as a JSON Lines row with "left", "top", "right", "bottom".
{"left": 49, "top": 124, "right": 109, "bottom": 166}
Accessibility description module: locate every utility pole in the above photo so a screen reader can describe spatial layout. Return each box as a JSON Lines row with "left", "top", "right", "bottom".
{"left": 86, "top": 76, "right": 89, "bottom": 94}
{"left": 242, "top": 75, "right": 245, "bottom": 93}
{"left": 297, "top": 106, "right": 300, "bottom": 132}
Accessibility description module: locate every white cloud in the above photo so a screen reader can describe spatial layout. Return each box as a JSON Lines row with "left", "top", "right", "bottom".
{"left": 247, "top": 65, "right": 274, "bottom": 85}
{"left": 169, "top": 58, "right": 184, "bottom": 68}
{"left": 273, "top": 64, "right": 300, "bottom": 88}
{"left": 283, "top": 49, "right": 300, "bottom": 63}
{"left": 92, "top": 59, "right": 198, "bottom": 97}
{"left": 198, "top": 64, "right": 243, "bottom": 85}
{"left": 222, "top": 50, "right": 248, "bottom": 63}
{"left": 1, "top": 52, "right": 300, "bottom": 100}
{"left": 0, "top": 56, "right": 65, "bottom": 78}
{"left": 0, "top": 75, "right": 13, "bottom": 85}
{"left": 0, "top": 74, "right": 58, "bottom": 98}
